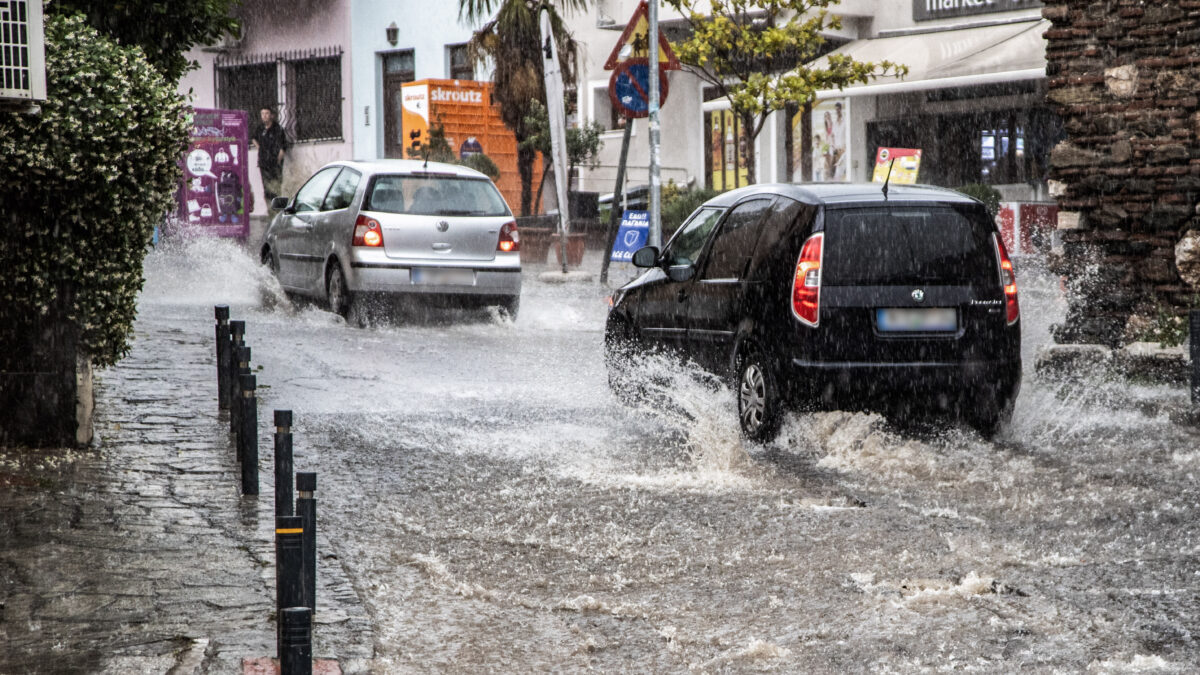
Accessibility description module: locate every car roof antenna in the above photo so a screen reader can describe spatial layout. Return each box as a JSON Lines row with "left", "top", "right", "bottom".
{"left": 881, "top": 158, "right": 896, "bottom": 200}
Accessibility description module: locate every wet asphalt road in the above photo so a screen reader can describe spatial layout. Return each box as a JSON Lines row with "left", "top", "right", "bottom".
{"left": 134, "top": 240, "right": 1200, "bottom": 671}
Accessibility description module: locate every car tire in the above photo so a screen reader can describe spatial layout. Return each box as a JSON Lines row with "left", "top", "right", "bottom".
{"left": 604, "top": 316, "right": 643, "bottom": 405}
{"left": 737, "top": 349, "right": 783, "bottom": 442}
{"left": 326, "top": 261, "right": 352, "bottom": 319}
{"left": 498, "top": 295, "right": 520, "bottom": 321}
{"left": 964, "top": 391, "right": 1014, "bottom": 439}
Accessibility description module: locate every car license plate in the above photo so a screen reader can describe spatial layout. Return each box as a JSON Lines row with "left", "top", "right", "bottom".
{"left": 876, "top": 308, "right": 957, "bottom": 332}
{"left": 411, "top": 267, "right": 475, "bottom": 286}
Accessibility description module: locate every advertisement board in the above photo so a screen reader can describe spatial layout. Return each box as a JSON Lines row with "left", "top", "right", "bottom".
{"left": 610, "top": 210, "right": 649, "bottom": 262}
{"left": 913, "top": 0, "right": 1042, "bottom": 22}
{"left": 872, "top": 147, "right": 922, "bottom": 184}
{"left": 400, "top": 79, "right": 540, "bottom": 213}
{"left": 812, "top": 98, "right": 849, "bottom": 182}
{"left": 997, "top": 201, "right": 1058, "bottom": 255}
{"left": 174, "top": 108, "right": 250, "bottom": 240}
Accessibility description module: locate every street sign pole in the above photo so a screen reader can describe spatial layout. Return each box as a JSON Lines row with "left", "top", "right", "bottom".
{"left": 647, "top": 1, "right": 662, "bottom": 249}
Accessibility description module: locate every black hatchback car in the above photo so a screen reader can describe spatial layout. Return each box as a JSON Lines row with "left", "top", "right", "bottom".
{"left": 604, "top": 183, "right": 1021, "bottom": 440}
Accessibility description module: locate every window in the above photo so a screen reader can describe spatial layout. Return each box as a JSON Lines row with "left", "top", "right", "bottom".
{"left": 592, "top": 84, "right": 625, "bottom": 132}
{"left": 322, "top": 168, "right": 361, "bottom": 211}
{"left": 447, "top": 43, "right": 472, "bottom": 81}
{"left": 289, "top": 55, "right": 342, "bottom": 141}
{"left": 293, "top": 167, "right": 341, "bottom": 213}
{"left": 216, "top": 47, "right": 344, "bottom": 143}
{"left": 367, "top": 175, "right": 510, "bottom": 217}
{"left": 701, "top": 199, "right": 772, "bottom": 280}
{"left": 664, "top": 207, "right": 725, "bottom": 267}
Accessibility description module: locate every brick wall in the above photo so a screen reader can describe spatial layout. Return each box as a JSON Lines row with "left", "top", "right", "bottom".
{"left": 1043, "top": 1, "right": 1200, "bottom": 346}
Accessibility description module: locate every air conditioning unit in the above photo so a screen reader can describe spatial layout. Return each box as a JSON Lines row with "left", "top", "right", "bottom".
{"left": 0, "top": 0, "right": 47, "bottom": 110}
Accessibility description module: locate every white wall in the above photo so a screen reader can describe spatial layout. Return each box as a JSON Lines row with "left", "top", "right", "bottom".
{"left": 350, "top": 0, "right": 486, "bottom": 159}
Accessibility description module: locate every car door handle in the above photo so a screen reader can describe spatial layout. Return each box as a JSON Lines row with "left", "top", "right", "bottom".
{"left": 432, "top": 243, "right": 451, "bottom": 251}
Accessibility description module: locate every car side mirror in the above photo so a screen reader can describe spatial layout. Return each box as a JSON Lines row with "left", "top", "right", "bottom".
{"left": 667, "top": 264, "right": 695, "bottom": 283}
{"left": 631, "top": 246, "right": 660, "bottom": 268}
{"left": 271, "top": 196, "right": 292, "bottom": 211}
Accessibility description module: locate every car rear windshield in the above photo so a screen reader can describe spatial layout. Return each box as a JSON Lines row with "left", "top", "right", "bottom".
{"left": 822, "top": 205, "right": 997, "bottom": 286}
{"left": 365, "top": 174, "right": 511, "bottom": 217}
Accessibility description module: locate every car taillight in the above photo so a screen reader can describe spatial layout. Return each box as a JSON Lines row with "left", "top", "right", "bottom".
{"left": 791, "top": 233, "right": 823, "bottom": 327}
{"left": 994, "top": 234, "right": 1019, "bottom": 324}
{"left": 353, "top": 214, "right": 383, "bottom": 247}
{"left": 498, "top": 221, "right": 519, "bottom": 253}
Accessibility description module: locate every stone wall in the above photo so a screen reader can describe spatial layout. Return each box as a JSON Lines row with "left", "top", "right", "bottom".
{"left": 1043, "top": 1, "right": 1200, "bottom": 346}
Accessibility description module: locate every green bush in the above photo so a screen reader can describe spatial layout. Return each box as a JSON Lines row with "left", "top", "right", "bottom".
{"left": 956, "top": 183, "right": 1002, "bottom": 219}
{"left": 662, "top": 184, "right": 719, "bottom": 240}
{"left": 0, "top": 15, "right": 189, "bottom": 368}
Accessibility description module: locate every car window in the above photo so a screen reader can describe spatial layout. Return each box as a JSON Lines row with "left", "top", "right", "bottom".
{"left": 293, "top": 167, "right": 341, "bottom": 213}
{"left": 365, "top": 175, "right": 510, "bottom": 217}
{"left": 322, "top": 168, "right": 361, "bottom": 211}
{"left": 699, "top": 198, "right": 773, "bottom": 280}
{"left": 664, "top": 207, "right": 724, "bottom": 267}
{"left": 823, "top": 204, "right": 997, "bottom": 286}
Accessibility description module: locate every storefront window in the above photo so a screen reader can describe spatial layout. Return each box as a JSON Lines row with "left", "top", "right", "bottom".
{"left": 705, "top": 109, "right": 751, "bottom": 191}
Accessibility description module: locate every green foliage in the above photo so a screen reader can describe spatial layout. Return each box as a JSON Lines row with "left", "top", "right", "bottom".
{"left": 48, "top": 0, "right": 240, "bottom": 82}
{"left": 1133, "top": 303, "right": 1193, "bottom": 348}
{"left": 520, "top": 100, "right": 606, "bottom": 172}
{"left": 0, "top": 15, "right": 189, "bottom": 368}
{"left": 459, "top": 152, "right": 502, "bottom": 181}
{"left": 956, "top": 183, "right": 1002, "bottom": 219}
{"left": 662, "top": 182, "right": 719, "bottom": 238}
{"left": 665, "top": 0, "right": 906, "bottom": 182}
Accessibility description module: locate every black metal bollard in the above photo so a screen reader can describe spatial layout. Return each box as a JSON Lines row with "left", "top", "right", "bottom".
{"left": 296, "top": 472, "right": 317, "bottom": 612}
{"left": 239, "top": 374, "right": 259, "bottom": 495}
{"left": 274, "top": 410, "right": 295, "bottom": 518}
{"left": 279, "top": 607, "right": 313, "bottom": 675}
{"left": 1191, "top": 310, "right": 1200, "bottom": 408}
{"left": 215, "top": 306, "right": 231, "bottom": 410}
{"left": 231, "top": 346, "right": 251, "bottom": 439}
{"left": 228, "top": 321, "right": 246, "bottom": 419}
{"left": 275, "top": 516, "right": 306, "bottom": 658}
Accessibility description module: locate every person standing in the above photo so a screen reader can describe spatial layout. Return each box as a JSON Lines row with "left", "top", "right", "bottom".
{"left": 251, "top": 106, "right": 290, "bottom": 207}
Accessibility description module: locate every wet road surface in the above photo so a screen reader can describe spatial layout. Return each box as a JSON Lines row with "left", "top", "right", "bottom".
{"left": 9, "top": 237, "right": 1199, "bottom": 673}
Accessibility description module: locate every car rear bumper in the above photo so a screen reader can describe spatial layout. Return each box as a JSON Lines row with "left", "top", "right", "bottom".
{"left": 784, "top": 357, "right": 1021, "bottom": 405}
{"left": 347, "top": 260, "right": 521, "bottom": 297}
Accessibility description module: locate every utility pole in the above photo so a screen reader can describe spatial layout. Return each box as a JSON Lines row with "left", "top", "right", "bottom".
{"left": 647, "top": 0, "right": 662, "bottom": 248}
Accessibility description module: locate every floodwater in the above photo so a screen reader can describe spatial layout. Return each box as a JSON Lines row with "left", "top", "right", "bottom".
{"left": 138, "top": 237, "right": 1199, "bottom": 672}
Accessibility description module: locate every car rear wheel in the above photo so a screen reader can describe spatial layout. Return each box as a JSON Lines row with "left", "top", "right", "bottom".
{"left": 964, "top": 391, "right": 1014, "bottom": 439}
{"left": 497, "top": 295, "right": 520, "bottom": 321}
{"left": 326, "top": 261, "right": 352, "bottom": 319}
{"left": 737, "top": 351, "right": 783, "bottom": 442}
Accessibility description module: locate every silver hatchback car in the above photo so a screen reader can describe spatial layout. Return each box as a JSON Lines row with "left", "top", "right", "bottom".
{"left": 262, "top": 159, "right": 521, "bottom": 319}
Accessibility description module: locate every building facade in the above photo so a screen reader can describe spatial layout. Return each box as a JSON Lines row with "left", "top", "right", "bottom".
{"left": 570, "top": 0, "right": 1054, "bottom": 208}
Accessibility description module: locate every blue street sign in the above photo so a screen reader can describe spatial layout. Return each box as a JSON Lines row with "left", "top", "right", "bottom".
{"left": 608, "top": 59, "right": 669, "bottom": 120}
{"left": 610, "top": 209, "right": 650, "bottom": 262}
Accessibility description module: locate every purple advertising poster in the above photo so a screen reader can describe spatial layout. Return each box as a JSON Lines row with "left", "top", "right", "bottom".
{"left": 174, "top": 108, "right": 251, "bottom": 239}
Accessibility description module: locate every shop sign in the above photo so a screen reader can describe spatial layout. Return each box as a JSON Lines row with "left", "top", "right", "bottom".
{"left": 913, "top": 0, "right": 1042, "bottom": 22}
{"left": 872, "top": 147, "right": 922, "bottom": 184}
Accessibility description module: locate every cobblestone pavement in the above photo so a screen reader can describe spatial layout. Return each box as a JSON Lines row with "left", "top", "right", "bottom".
{"left": 0, "top": 311, "right": 373, "bottom": 674}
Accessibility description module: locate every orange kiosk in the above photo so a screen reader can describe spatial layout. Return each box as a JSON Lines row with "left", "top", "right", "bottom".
{"left": 401, "top": 78, "right": 541, "bottom": 212}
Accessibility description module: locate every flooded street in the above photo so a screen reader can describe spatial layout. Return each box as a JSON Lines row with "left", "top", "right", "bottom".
{"left": 133, "top": 239, "right": 1199, "bottom": 672}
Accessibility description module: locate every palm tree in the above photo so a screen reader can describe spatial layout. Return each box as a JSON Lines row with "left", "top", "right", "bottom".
{"left": 461, "top": 0, "right": 587, "bottom": 216}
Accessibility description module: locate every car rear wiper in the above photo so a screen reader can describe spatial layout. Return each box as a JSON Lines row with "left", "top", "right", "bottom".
{"left": 436, "top": 209, "right": 482, "bottom": 216}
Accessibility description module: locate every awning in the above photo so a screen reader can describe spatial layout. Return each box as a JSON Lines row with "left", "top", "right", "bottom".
{"left": 812, "top": 19, "right": 1049, "bottom": 99}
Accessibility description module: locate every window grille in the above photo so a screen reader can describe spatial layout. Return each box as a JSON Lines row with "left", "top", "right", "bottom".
{"left": 0, "top": 0, "right": 45, "bottom": 102}
{"left": 216, "top": 46, "right": 343, "bottom": 143}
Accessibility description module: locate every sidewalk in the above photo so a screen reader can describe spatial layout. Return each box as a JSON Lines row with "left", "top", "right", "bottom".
{"left": 0, "top": 308, "right": 373, "bottom": 673}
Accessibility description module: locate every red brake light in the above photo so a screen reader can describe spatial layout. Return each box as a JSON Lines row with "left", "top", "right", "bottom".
{"left": 353, "top": 214, "right": 383, "bottom": 247}
{"left": 791, "top": 233, "right": 823, "bottom": 327}
{"left": 994, "top": 234, "right": 1019, "bottom": 324}
{"left": 498, "top": 221, "right": 519, "bottom": 253}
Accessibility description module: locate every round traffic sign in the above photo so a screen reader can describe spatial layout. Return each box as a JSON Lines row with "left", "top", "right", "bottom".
{"left": 608, "top": 58, "right": 669, "bottom": 119}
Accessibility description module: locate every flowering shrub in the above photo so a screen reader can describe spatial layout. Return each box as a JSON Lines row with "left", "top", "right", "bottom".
{"left": 0, "top": 15, "right": 188, "bottom": 368}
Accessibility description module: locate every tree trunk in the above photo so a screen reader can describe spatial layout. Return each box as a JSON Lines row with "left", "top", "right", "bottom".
{"left": 0, "top": 284, "right": 92, "bottom": 447}
{"left": 741, "top": 111, "right": 758, "bottom": 185}
{"left": 533, "top": 157, "right": 550, "bottom": 215}
{"left": 517, "top": 144, "right": 537, "bottom": 216}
